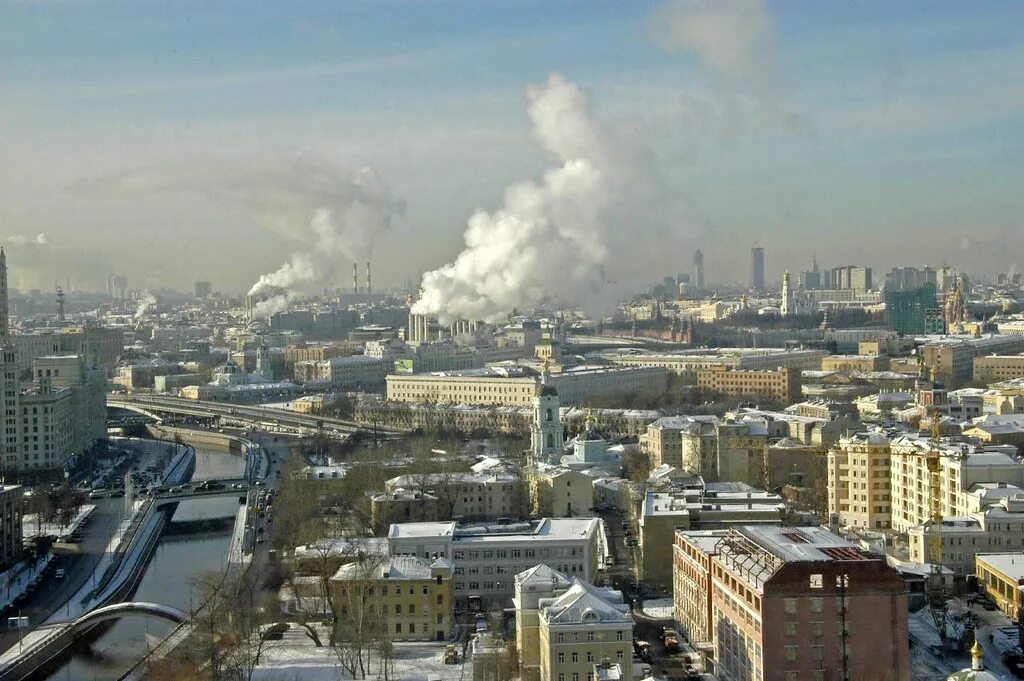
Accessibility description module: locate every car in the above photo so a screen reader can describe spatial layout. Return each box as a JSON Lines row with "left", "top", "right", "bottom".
{"left": 108, "top": 489, "right": 125, "bottom": 498}
{"left": 169, "top": 486, "right": 183, "bottom": 494}
{"left": 55, "top": 569, "right": 66, "bottom": 579}
{"left": 256, "top": 536, "right": 265, "bottom": 544}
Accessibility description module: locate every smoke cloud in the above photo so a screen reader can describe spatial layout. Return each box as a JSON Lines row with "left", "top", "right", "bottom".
{"left": 651, "top": 0, "right": 809, "bottom": 134}
{"left": 248, "top": 167, "right": 400, "bottom": 317}
{"left": 412, "top": 73, "right": 678, "bottom": 324}
{"left": 135, "top": 291, "right": 157, "bottom": 319}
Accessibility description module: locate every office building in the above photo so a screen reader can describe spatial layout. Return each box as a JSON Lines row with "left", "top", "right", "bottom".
{"left": 639, "top": 485, "right": 784, "bottom": 588}
{"left": 976, "top": 553, "right": 1024, "bottom": 617}
{"left": 193, "top": 280, "right": 212, "bottom": 298}
{"left": 920, "top": 335, "right": 1024, "bottom": 382}
{"left": 884, "top": 284, "right": 938, "bottom": 335}
{"left": 672, "top": 526, "right": 909, "bottom": 681}
{"left": 750, "top": 246, "right": 765, "bottom": 290}
{"left": 388, "top": 518, "right": 603, "bottom": 611}
{"left": 605, "top": 348, "right": 827, "bottom": 380}
{"left": 693, "top": 250, "right": 705, "bottom": 290}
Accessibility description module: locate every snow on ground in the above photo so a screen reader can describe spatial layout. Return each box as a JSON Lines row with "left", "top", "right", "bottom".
{"left": 23, "top": 504, "right": 96, "bottom": 540}
{"left": 640, "top": 598, "right": 674, "bottom": 620}
{"left": 0, "top": 554, "right": 56, "bottom": 611}
{"left": 254, "top": 630, "right": 468, "bottom": 681}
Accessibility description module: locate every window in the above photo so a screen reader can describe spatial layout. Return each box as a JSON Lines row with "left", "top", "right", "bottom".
{"left": 811, "top": 645, "right": 823, "bottom": 661}
{"left": 558, "top": 653, "right": 565, "bottom": 664}
{"left": 811, "top": 622, "right": 823, "bottom": 637}
{"left": 785, "top": 646, "right": 798, "bottom": 662}
{"left": 616, "top": 631, "right": 624, "bottom": 641}
{"left": 784, "top": 622, "right": 796, "bottom": 636}
{"left": 571, "top": 653, "right": 578, "bottom": 663}
{"left": 809, "top": 574, "right": 823, "bottom": 589}
{"left": 786, "top": 673, "right": 799, "bottom": 681}
{"left": 395, "top": 604, "right": 401, "bottom": 614}
{"left": 395, "top": 623, "right": 402, "bottom": 633}
{"left": 810, "top": 598, "right": 823, "bottom": 613}
{"left": 784, "top": 598, "right": 797, "bottom": 614}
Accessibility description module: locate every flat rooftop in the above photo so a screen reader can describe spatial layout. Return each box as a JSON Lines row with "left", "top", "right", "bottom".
{"left": 977, "top": 553, "right": 1024, "bottom": 580}
{"left": 741, "top": 525, "right": 867, "bottom": 563}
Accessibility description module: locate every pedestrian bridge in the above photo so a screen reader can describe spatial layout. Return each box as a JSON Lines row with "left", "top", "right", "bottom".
{"left": 0, "top": 603, "right": 189, "bottom": 681}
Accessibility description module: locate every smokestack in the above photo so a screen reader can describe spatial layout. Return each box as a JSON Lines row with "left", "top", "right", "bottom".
{"left": 366, "top": 261, "right": 372, "bottom": 297}
{"left": 352, "top": 262, "right": 359, "bottom": 295}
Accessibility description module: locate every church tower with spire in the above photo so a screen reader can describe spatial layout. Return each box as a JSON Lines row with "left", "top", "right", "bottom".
{"left": 531, "top": 361, "right": 563, "bottom": 464}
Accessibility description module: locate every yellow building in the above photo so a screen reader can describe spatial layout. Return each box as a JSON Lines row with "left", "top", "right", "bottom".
{"left": 696, "top": 366, "right": 801, "bottom": 403}
{"left": 537, "top": 580, "right": 633, "bottom": 681}
{"left": 976, "top": 553, "right": 1024, "bottom": 617}
{"left": 974, "top": 355, "right": 1024, "bottom": 382}
{"left": 330, "top": 555, "right": 454, "bottom": 642}
{"left": 821, "top": 354, "right": 890, "bottom": 373}
{"left": 827, "top": 431, "right": 894, "bottom": 530}
{"left": 514, "top": 565, "right": 574, "bottom": 681}
{"left": 528, "top": 465, "right": 594, "bottom": 518}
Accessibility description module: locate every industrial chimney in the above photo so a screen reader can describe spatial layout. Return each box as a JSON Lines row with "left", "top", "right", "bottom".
{"left": 352, "top": 262, "right": 359, "bottom": 295}
{"left": 366, "top": 261, "right": 372, "bottom": 297}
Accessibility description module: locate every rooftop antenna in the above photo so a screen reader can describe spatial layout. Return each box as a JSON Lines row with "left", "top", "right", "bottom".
{"left": 56, "top": 286, "right": 66, "bottom": 322}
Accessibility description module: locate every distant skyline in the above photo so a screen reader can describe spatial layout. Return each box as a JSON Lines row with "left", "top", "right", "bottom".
{"left": 1, "top": 1, "right": 1022, "bottom": 294}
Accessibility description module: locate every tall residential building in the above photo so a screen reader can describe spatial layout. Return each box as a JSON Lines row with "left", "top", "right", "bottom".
{"left": 750, "top": 246, "right": 765, "bottom": 290}
{"left": 673, "top": 526, "right": 910, "bottom": 681}
{"left": 827, "top": 432, "right": 893, "bottom": 530}
{"left": 0, "top": 485, "right": 24, "bottom": 570}
{"left": 193, "top": 280, "right": 212, "bottom": 298}
{"left": 693, "top": 249, "right": 705, "bottom": 290}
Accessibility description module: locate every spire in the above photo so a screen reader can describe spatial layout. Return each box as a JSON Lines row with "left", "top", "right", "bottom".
{"left": 971, "top": 639, "right": 985, "bottom": 671}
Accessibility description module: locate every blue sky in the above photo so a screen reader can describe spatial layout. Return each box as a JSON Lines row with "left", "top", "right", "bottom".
{"left": 0, "top": 0, "right": 1022, "bottom": 292}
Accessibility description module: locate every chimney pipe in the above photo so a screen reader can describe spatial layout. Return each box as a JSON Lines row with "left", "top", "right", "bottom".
{"left": 352, "top": 262, "right": 359, "bottom": 295}
{"left": 366, "top": 261, "right": 372, "bottom": 297}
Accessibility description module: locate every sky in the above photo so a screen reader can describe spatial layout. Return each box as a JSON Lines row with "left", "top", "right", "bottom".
{"left": 1, "top": 0, "right": 1022, "bottom": 295}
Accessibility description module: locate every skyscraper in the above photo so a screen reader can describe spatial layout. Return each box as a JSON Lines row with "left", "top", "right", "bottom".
{"left": 750, "top": 245, "right": 765, "bottom": 290}
{"left": 0, "top": 248, "right": 7, "bottom": 339}
{"left": 693, "top": 250, "right": 704, "bottom": 290}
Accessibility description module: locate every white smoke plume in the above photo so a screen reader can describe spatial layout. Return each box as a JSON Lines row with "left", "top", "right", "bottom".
{"left": 412, "top": 73, "right": 678, "bottom": 324}
{"left": 650, "top": 0, "right": 809, "bottom": 134}
{"left": 135, "top": 291, "right": 157, "bottom": 319}
{"left": 248, "top": 167, "right": 400, "bottom": 317}
{"left": 3, "top": 233, "right": 51, "bottom": 247}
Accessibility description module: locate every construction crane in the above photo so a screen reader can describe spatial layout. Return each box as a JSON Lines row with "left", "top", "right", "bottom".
{"left": 925, "top": 412, "right": 949, "bottom": 647}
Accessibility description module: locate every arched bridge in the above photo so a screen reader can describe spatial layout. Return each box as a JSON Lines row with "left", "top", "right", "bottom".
{"left": 66, "top": 601, "right": 187, "bottom": 634}
{"left": 0, "top": 603, "right": 188, "bottom": 681}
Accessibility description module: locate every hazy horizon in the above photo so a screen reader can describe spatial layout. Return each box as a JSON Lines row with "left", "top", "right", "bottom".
{"left": 2, "top": 1, "right": 1022, "bottom": 297}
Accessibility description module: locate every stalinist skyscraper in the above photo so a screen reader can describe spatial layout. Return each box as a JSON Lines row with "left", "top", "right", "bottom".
{"left": 0, "top": 247, "right": 8, "bottom": 339}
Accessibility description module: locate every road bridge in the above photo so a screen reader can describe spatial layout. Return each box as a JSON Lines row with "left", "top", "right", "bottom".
{"left": 108, "top": 394, "right": 409, "bottom": 439}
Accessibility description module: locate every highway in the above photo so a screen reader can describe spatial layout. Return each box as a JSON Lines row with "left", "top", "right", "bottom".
{"left": 109, "top": 394, "right": 408, "bottom": 439}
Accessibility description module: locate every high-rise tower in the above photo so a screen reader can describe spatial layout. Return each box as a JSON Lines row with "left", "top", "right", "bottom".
{"left": 750, "top": 245, "right": 765, "bottom": 290}
{"left": 693, "top": 250, "right": 705, "bottom": 290}
{"left": 0, "top": 248, "right": 8, "bottom": 339}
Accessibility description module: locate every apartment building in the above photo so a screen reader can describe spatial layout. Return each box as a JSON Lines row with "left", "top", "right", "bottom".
{"left": 537, "top": 580, "right": 633, "bottom": 681}
{"left": 385, "top": 471, "right": 525, "bottom": 521}
{"left": 371, "top": 490, "right": 440, "bottom": 532}
{"left": 974, "top": 354, "right": 1024, "bottom": 382}
{"left": 672, "top": 526, "right": 909, "bottom": 681}
{"left": 639, "top": 486, "right": 784, "bottom": 589}
{"left": 514, "top": 565, "right": 574, "bottom": 681}
{"left": 920, "top": 335, "right": 1024, "bottom": 381}
{"left": 696, "top": 366, "right": 802, "bottom": 403}
{"left": 826, "top": 432, "right": 894, "bottom": 530}
{"left": 820, "top": 354, "right": 890, "bottom": 373}
{"left": 294, "top": 355, "right": 390, "bottom": 389}
{"left": 528, "top": 465, "right": 594, "bottom": 518}
{"left": 889, "top": 436, "right": 1024, "bottom": 532}
{"left": 673, "top": 530, "right": 727, "bottom": 646}
{"left": 387, "top": 518, "right": 603, "bottom": 611}
{"left": 639, "top": 415, "right": 719, "bottom": 469}
{"left": 330, "top": 555, "right": 454, "bottom": 642}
